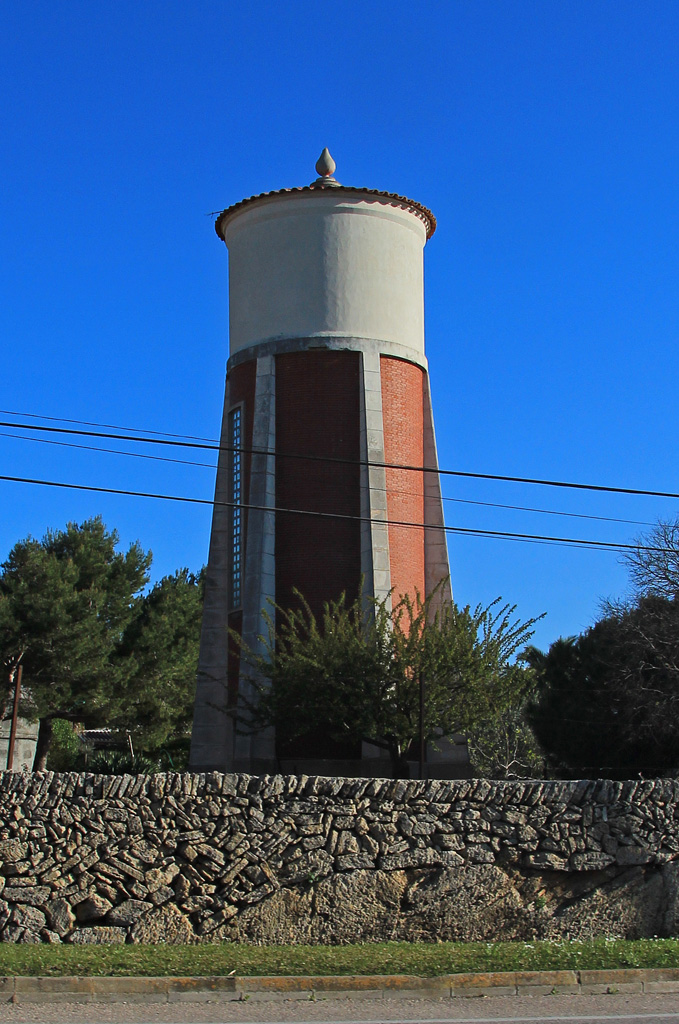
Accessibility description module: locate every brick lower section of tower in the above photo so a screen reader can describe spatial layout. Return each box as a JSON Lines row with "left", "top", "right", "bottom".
{"left": 275, "top": 350, "right": 362, "bottom": 621}
{"left": 191, "top": 343, "right": 458, "bottom": 777}
{"left": 274, "top": 350, "right": 363, "bottom": 761}
{"left": 380, "top": 356, "right": 426, "bottom": 604}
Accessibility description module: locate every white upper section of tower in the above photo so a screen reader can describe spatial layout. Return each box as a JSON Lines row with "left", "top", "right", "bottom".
{"left": 214, "top": 155, "right": 435, "bottom": 358}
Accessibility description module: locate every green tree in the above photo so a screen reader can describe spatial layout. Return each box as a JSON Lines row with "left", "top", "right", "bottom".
{"left": 0, "top": 517, "right": 151, "bottom": 769}
{"left": 466, "top": 670, "right": 545, "bottom": 779}
{"left": 46, "top": 719, "right": 87, "bottom": 772}
{"left": 528, "top": 595, "right": 679, "bottom": 778}
{"left": 234, "top": 588, "right": 542, "bottom": 778}
{"left": 114, "top": 567, "right": 204, "bottom": 752}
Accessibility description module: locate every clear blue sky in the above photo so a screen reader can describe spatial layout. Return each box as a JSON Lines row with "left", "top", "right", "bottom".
{"left": 2, "top": 0, "right": 679, "bottom": 652}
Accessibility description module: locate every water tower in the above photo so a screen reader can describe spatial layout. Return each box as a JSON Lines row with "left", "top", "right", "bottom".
{"left": 190, "top": 151, "right": 452, "bottom": 775}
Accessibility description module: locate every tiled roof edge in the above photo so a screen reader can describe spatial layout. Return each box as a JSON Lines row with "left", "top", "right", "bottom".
{"left": 214, "top": 184, "right": 436, "bottom": 240}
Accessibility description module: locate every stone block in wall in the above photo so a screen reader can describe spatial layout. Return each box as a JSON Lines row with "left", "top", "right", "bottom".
{"left": 10, "top": 904, "right": 45, "bottom": 936}
{"left": 570, "top": 852, "right": 616, "bottom": 870}
{"left": 3, "top": 886, "right": 51, "bottom": 905}
{"left": 148, "top": 885, "right": 174, "bottom": 906}
{"left": 129, "top": 904, "right": 195, "bottom": 944}
{"left": 662, "top": 862, "right": 679, "bottom": 936}
{"left": 616, "top": 846, "right": 654, "bottom": 866}
{"left": 68, "top": 926, "right": 127, "bottom": 945}
{"left": 0, "top": 839, "right": 27, "bottom": 863}
{"left": 46, "top": 899, "right": 75, "bottom": 937}
{"left": 75, "top": 896, "right": 113, "bottom": 923}
{"left": 379, "top": 848, "right": 464, "bottom": 871}
{"left": 106, "top": 900, "right": 153, "bottom": 926}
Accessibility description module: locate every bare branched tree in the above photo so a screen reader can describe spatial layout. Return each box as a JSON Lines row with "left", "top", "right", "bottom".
{"left": 624, "top": 517, "right": 679, "bottom": 599}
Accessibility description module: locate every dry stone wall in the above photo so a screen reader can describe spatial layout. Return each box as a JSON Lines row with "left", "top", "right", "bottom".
{"left": 1, "top": 771, "right": 679, "bottom": 944}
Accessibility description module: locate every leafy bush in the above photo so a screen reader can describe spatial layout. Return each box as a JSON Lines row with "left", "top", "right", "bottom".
{"left": 46, "top": 720, "right": 86, "bottom": 772}
{"left": 86, "top": 749, "right": 161, "bottom": 774}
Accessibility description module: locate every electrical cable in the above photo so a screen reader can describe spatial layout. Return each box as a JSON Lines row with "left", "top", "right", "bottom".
{"left": 3, "top": 418, "right": 679, "bottom": 501}
{"left": 0, "top": 472, "right": 669, "bottom": 554}
{"left": 0, "top": 432, "right": 217, "bottom": 470}
{"left": 0, "top": 409, "right": 215, "bottom": 444}
{"left": 439, "top": 496, "right": 653, "bottom": 529}
{"left": 0, "top": 430, "right": 656, "bottom": 529}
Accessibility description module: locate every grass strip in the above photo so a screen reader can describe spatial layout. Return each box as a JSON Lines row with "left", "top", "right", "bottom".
{"left": 0, "top": 939, "right": 678, "bottom": 978}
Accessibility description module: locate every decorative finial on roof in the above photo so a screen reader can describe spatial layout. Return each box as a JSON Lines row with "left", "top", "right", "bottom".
{"left": 313, "top": 148, "right": 341, "bottom": 187}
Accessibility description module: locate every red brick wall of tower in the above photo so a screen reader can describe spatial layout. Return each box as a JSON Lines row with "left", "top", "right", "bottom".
{"left": 275, "top": 350, "right": 362, "bottom": 761}
{"left": 380, "top": 356, "right": 426, "bottom": 605}
{"left": 275, "top": 350, "right": 362, "bottom": 621}
{"left": 226, "top": 359, "right": 257, "bottom": 706}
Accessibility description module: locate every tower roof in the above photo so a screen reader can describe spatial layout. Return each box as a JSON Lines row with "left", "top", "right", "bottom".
{"left": 215, "top": 150, "right": 436, "bottom": 241}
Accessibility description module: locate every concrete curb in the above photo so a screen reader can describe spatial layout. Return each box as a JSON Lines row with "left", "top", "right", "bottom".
{"left": 4, "top": 969, "right": 679, "bottom": 1004}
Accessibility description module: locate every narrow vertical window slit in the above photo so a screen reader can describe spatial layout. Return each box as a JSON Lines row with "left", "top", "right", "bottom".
{"left": 230, "top": 407, "right": 243, "bottom": 608}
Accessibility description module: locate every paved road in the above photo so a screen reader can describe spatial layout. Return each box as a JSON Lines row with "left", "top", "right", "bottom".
{"left": 2, "top": 993, "right": 679, "bottom": 1024}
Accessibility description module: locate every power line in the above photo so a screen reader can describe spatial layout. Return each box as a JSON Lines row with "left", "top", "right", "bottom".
{"left": 0, "top": 429, "right": 656, "bottom": 529}
{"left": 2, "top": 417, "right": 679, "bottom": 502}
{"left": 0, "top": 409, "right": 215, "bottom": 444}
{"left": 0, "top": 431, "right": 217, "bottom": 470}
{"left": 440, "top": 495, "right": 653, "bottom": 529}
{"left": 0, "top": 472, "right": 669, "bottom": 554}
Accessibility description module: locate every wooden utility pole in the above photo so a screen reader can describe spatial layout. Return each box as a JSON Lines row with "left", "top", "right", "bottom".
{"left": 6, "top": 665, "right": 22, "bottom": 770}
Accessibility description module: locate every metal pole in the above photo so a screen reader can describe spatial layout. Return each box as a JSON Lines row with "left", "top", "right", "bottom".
{"left": 419, "top": 671, "right": 426, "bottom": 781}
{"left": 7, "top": 665, "right": 22, "bottom": 771}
